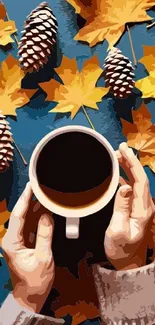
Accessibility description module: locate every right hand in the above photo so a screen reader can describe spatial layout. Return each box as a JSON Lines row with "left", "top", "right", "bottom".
{"left": 2, "top": 183, "right": 55, "bottom": 313}
{"left": 104, "top": 143, "right": 155, "bottom": 270}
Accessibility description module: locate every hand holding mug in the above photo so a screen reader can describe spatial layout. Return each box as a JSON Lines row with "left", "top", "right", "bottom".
{"left": 104, "top": 143, "right": 155, "bottom": 270}
{"left": 2, "top": 184, "right": 55, "bottom": 313}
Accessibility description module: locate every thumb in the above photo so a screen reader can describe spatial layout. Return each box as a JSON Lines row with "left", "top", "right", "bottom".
{"left": 35, "top": 213, "right": 54, "bottom": 256}
{"left": 112, "top": 185, "right": 133, "bottom": 221}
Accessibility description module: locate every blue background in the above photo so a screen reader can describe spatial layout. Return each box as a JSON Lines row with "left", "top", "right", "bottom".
{"left": 0, "top": 0, "right": 155, "bottom": 317}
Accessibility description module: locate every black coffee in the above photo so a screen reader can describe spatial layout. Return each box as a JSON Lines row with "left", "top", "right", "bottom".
{"left": 36, "top": 131, "right": 113, "bottom": 208}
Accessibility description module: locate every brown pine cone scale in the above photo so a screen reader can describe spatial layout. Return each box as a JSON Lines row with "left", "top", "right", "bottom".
{"left": 0, "top": 113, "right": 14, "bottom": 173}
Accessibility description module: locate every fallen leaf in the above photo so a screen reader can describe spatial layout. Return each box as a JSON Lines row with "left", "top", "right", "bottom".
{"left": 56, "top": 302, "right": 99, "bottom": 325}
{"left": 140, "top": 152, "right": 155, "bottom": 173}
{"left": 67, "top": 0, "right": 154, "bottom": 48}
{"left": 121, "top": 103, "right": 155, "bottom": 172}
{"left": 121, "top": 103, "right": 153, "bottom": 150}
{"left": 0, "top": 54, "right": 37, "bottom": 116}
{"left": 72, "top": 312, "right": 87, "bottom": 325}
{"left": 136, "top": 74, "right": 155, "bottom": 98}
{"left": 0, "top": 4, "right": 6, "bottom": 20}
{"left": 39, "top": 56, "right": 109, "bottom": 119}
{"left": 138, "top": 45, "right": 155, "bottom": 73}
{"left": 0, "top": 200, "right": 10, "bottom": 245}
{"left": 136, "top": 46, "right": 155, "bottom": 98}
{"left": 67, "top": 0, "right": 92, "bottom": 19}
{"left": 0, "top": 19, "right": 17, "bottom": 46}
{"left": 0, "top": 2, "right": 17, "bottom": 46}
{"left": 52, "top": 255, "right": 99, "bottom": 315}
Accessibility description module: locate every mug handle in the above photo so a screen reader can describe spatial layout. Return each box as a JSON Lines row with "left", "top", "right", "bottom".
{"left": 66, "top": 218, "right": 80, "bottom": 239}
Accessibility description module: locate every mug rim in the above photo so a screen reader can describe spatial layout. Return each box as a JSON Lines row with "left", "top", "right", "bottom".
{"left": 29, "top": 125, "right": 119, "bottom": 218}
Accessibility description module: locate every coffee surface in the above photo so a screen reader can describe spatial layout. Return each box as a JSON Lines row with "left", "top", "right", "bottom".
{"left": 36, "top": 131, "right": 112, "bottom": 195}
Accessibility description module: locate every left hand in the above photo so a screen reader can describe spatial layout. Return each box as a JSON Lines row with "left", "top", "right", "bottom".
{"left": 2, "top": 183, "right": 55, "bottom": 313}
{"left": 104, "top": 142, "right": 155, "bottom": 270}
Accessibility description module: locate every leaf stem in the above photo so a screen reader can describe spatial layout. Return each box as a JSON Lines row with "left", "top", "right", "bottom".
{"left": 127, "top": 25, "right": 137, "bottom": 66}
{"left": 82, "top": 106, "right": 95, "bottom": 130}
{"left": 0, "top": 0, "right": 19, "bottom": 47}
{"left": 13, "top": 141, "right": 28, "bottom": 166}
{"left": 147, "top": 21, "right": 155, "bottom": 29}
{"left": 132, "top": 140, "right": 150, "bottom": 159}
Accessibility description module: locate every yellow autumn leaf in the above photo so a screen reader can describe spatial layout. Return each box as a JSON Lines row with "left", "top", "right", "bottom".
{"left": 140, "top": 152, "right": 155, "bottom": 173}
{"left": 39, "top": 55, "right": 109, "bottom": 119}
{"left": 121, "top": 103, "right": 155, "bottom": 173}
{"left": 0, "top": 200, "right": 10, "bottom": 245}
{"left": 0, "top": 2, "right": 17, "bottom": 46}
{"left": 0, "top": 54, "right": 38, "bottom": 116}
{"left": 67, "top": 0, "right": 154, "bottom": 48}
{"left": 136, "top": 46, "right": 155, "bottom": 98}
{"left": 136, "top": 74, "right": 155, "bottom": 98}
{"left": 0, "top": 19, "right": 17, "bottom": 46}
{"left": 139, "top": 45, "right": 155, "bottom": 73}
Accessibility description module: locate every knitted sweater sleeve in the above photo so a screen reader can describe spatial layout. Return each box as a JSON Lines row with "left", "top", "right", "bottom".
{"left": 93, "top": 261, "right": 155, "bottom": 325}
{"left": 0, "top": 293, "right": 64, "bottom": 325}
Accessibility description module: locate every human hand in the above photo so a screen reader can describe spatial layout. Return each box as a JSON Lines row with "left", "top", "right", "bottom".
{"left": 104, "top": 142, "right": 155, "bottom": 270}
{"left": 2, "top": 183, "right": 55, "bottom": 313}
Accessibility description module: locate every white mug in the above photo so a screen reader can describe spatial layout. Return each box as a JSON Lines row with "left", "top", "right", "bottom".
{"left": 29, "top": 125, "right": 119, "bottom": 239}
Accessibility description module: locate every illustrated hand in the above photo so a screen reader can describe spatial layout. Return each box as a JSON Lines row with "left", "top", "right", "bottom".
{"left": 104, "top": 143, "right": 155, "bottom": 270}
{"left": 2, "top": 183, "right": 55, "bottom": 313}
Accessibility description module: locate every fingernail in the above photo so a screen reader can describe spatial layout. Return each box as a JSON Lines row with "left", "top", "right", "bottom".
{"left": 26, "top": 182, "right": 31, "bottom": 191}
{"left": 23, "top": 182, "right": 32, "bottom": 199}
{"left": 119, "top": 142, "right": 128, "bottom": 151}
{"left": 41, "top": 214, "right": 51, "bottom": 226}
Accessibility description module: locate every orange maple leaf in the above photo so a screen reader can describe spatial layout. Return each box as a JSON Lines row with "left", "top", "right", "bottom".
{"left": 52, "top": 255, "right": 99, "bottom": 316}
{"left": 39, "top": 55, "right": 109, "bottom": 119}
{"left": 67, "top": 0, "right": 154, "bottom": 48}
{"left": 0, "top": 54, "right": 38, "bottom": 116}
{"left": 56, "top": 302, "right": 99, "bottom": 325}
{"left": 121, "top": 103, "right": 155, "bottom": 172}
{"left": 0, "top": 3, "right": 6, "bottom": 20}
{"left": 54, "top": 256, "right": 99, "bottom": 325}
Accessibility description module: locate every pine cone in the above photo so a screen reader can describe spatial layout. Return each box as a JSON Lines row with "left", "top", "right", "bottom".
{"left": 18, "top": 2, "right": 58, "bottom": 72}
{"left": 103, "top": 48, "right": 135, "bottom": 98}
{"left": 0, "top": 113, "right": 14, "bottom": 173}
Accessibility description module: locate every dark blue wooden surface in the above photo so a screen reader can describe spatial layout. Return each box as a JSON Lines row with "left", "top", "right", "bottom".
{"left": 0, "top": 0, "right": 155, "bottom": 316}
